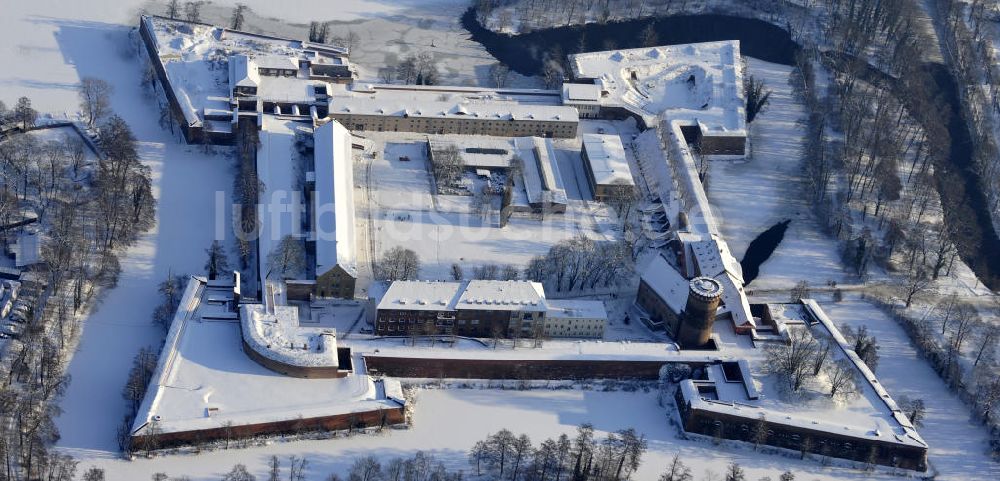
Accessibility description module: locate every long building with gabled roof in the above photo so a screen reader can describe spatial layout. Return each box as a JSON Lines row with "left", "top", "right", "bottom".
{"left": 311, "top": 119, "right": 358, "bottom": 299}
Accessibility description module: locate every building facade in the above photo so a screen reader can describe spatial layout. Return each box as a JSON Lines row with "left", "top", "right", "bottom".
{"left": 543, "top": 299, "right": 607, "bottom": 338}
{"left": 375, "top": 280, "right": 549, "bottom": 338}
{"left": 330, "top": 112, "right": 578, "bottom": 139}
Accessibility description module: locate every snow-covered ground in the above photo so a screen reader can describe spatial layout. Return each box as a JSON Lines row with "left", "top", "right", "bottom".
{"left": 65, "top": 387, "right": 940, "bottom": 481}
{"left": 362, "top": 132, "right": 618, "bottom": 281}
{"left": 827, "top": 298, "right": 1000, "bottom": 480}
{"left": 0, "top": 0, "right": 236, "bottom": 456}
{"left": 706, "top": 58, "right": 849, "bottom": 290}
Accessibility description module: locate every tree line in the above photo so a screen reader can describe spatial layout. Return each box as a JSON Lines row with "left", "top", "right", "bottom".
{"left": 0, "top": 87, "right": 156, "bottom": 479}
{"left": 469, "top": 425, "right": 646, "bottom": 481}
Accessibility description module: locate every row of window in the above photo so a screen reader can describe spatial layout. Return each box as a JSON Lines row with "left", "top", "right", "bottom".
{"left": 332, "top": 116, "right": 576, "bottom": 137}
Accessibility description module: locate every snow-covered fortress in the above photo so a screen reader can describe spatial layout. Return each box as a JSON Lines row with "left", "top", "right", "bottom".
{"left": 129, "top": 14, "right": 928, "bottom": 471}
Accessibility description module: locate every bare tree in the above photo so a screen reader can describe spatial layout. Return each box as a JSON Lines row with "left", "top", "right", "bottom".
{"left": 204, "top": 239, "right": 230, "bottom": 280}
{"left": 660, "top": 454, "right": 693, "bottom": 481}
{"left": 348, "top": 456, "right": 382, "bottom": 481}
{"left": 898, "top": 396, "right": 926, "bottom": 427}
{"left": 378, "top": 66, "right": 395, "bottom": 84}
{"left": 898, "top": 268, "right": 934, "bottom": 308}
{"left": 14, "top": 96, "right": 37, "bottom": 129}
{"left": 152, "top": 271, "right": 184, "bottom": 331}
{"left": 82, "top": 467, "right": 106, "bottom": 481}
{"left": 843, "top": 324, "right": 880, "bottom": 372}
{"left": 396, "top": 56, "right": 418, "bottom": 85}
{"left": 765, "top": 328, "right": 818, "bottom": 392}
{"left": 267, "top": 235, "right": 306, "bottom": 279}
{"left": 340, "top": 30, "right": 360, "bottom": 52}
{"left": 473, "top": 264, "right": 500, "bottom": 280}
{"left": 972, "top": 320, "right": 999, "bottom": 367}
{"left": 222, "top": 464, "right": 256, "bottom": 481}
{"left": 165, "top": 0, "right": 181, "bottom": 18}
{"left": 469, "top": 440, "right": 489, "bottom": 476}
{"left": 230, "top": 3, "right": 248, "bottom": 30}
{"left": 724, "top": 462, "right": 745, "bottom": 481}
{"left": 415, "top": 52, "right": 439, "bottom": 85}
{"left": 450, "top": 263, "right": 464, "bottom": 280}
{"left": 430, "top": 144, "right": 464, "bottom": 190}
{"left": 603, "top": 179, "right": 639, "bottom": 233}
{"left": 744, "top": 74, "right": 772, "bottom": 123}
{"left": 790, "top": 280, "right": 810, "bottom": 302}
{"left": 374, "top": 246, "right": 420, "bottom": 281}
{"left": 184, "top": 1, "right": 202, "bottom": 22}
{"left": 268, "top": 455, "right": 281, "bottom": 481}
{"left": 78, "top": 77, "right": 113, "bottom": 128}
{"left": 489, "top": 62, "right": 511, "bottom": 88}
{"left": 825, "top": 359, "right": 858, "bottom": 399}
{"left": 500, "top": 264, "right": 520, "bottom": 281}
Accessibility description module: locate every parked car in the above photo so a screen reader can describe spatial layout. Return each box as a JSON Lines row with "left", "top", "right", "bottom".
{"left": 399, "top": 155, "right": 411, "bottom": 162}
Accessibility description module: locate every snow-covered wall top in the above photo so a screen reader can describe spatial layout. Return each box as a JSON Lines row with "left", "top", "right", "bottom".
{"left": 570, "top": 41, "right": 746, "bottom": 134}
{"left": 131, "top": 276, "right": 208, "bottom": 435}
{"left": 240, "top": 303, "right": 341, "bottom": 369}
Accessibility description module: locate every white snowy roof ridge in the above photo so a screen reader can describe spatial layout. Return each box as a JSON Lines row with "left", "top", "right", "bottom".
{"left": 314, "top": 120, "right": 358, "bottom": 278}
{"left": 639, "top": 253, "right": 689, "bottom": 314}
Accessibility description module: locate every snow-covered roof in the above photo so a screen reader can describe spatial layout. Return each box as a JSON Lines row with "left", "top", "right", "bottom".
{"left": 457, "top": 280, "right": 547, "bottom": 311}
{"left": 664, "top": 119, "right": 720, "bottom": 235}
{"left": 377, "top": 281, "right": 464, "bottom": 311}
{"left": 143, "top": 15, "right": 350, "bottom": 129}
{"left": 569, "top": 41, "right": 746, "bottom": 135}
{"left": 11, "top": 231, "right": 42, "bottom": 267}
{"left": 228, "top": 54, "right": 260, "bottom": 88}
{"left": 329, "top": 94, "right": 579, "bottom": 123}
{"left": 254, "top": 55, "right": 299, "bottom": 71}
{"left": 130, "top": 277, "right": 402, "bottom": 437}
{"left": 545, "top": 299, "right": 608, "bottom": 320}
{"left": 515, "top": 137, "right": 568, "bottom": 207}
{"left": 562, "top": 83, "right": 602, "bottom": 103}
{"left": 639, "top": 254, "right": 689, "bottom": 314}
{"left": 582, "top": 133, "right": 634, "bottom": 187}
{"left": 689, "top": 235, "right": 743, "bottom": 283}
{"left": 378, "top": 280, "right": 548, "bottom": 312}
{"left": 256, "top": 76, "right": 324, "bottom": 103}
{"left": 676, "top": 301, "right": 928, "bottom": 451}
{"left": 428, "top": 136, "right": 515, "bottom": 170}
{"left": 313, "top": 120, "right": 357, "bottom": 279}
{"left": 714, "top": 271, "right": 755, "bottom": 329}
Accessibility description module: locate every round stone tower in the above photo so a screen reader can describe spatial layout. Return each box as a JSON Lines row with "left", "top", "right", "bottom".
{"left": 677, "top": 277, "right": 723, "bottom": 349}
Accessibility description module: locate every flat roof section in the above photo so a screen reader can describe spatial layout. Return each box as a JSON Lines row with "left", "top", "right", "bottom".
{"left": 131, "top": 278, "right": 402, "bottom": 438}
{"left": 583, "top": 134, "right": 634, "bottom": 187}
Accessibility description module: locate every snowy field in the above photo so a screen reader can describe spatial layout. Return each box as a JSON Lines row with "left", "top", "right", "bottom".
{"left": 63, "top": 387, "right": 940, "bottom": 481}
{"left": 826, "top": 298, "right": 1000, "bottom": 480}
{"left": 706, "top": 58, "right": 850, "bottom": 290}
{"left": 363, "top": 132, "right": 618, "bottom": 281}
